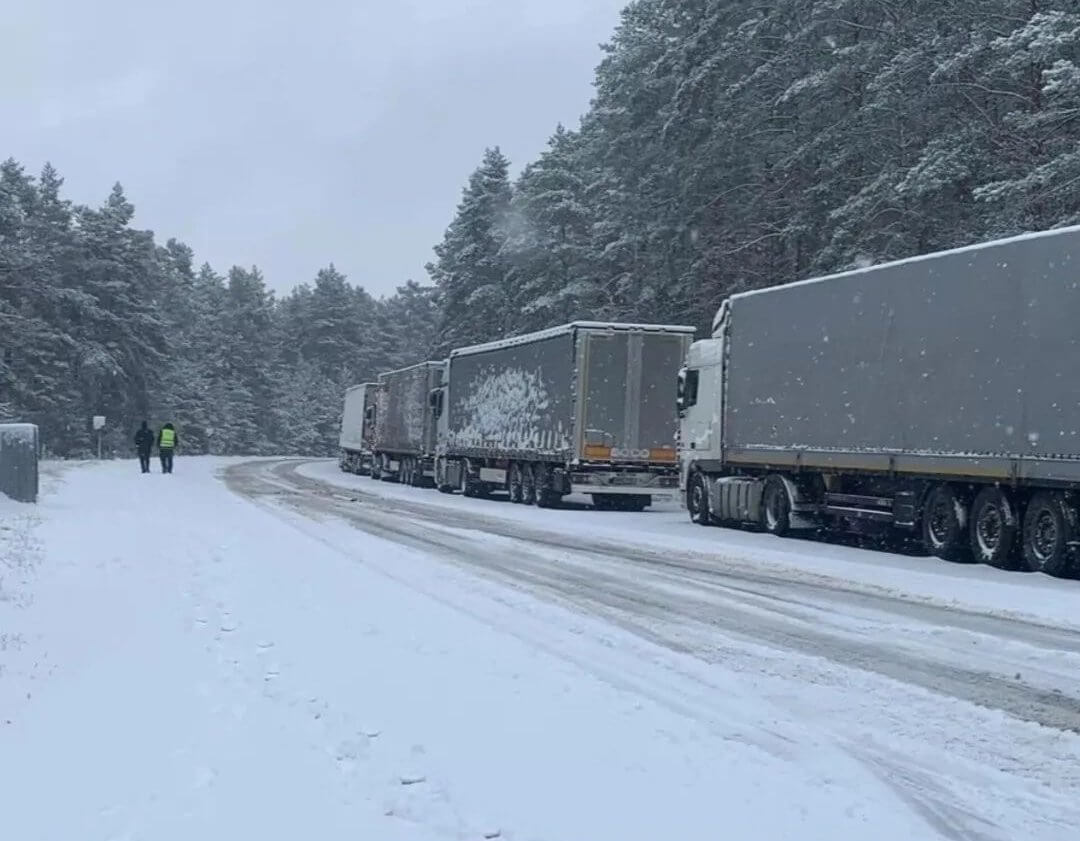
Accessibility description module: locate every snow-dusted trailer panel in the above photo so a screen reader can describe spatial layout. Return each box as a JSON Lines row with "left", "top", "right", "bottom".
{"left": 447, "top": 329, "right": 575, "bottom": 460}
{"left": 446, "top": 322, "right": 695, "bottom": 463}
{"left": 376, "top": 362, "right": 443, "bottom": 456}
{"left": 724, "top": 226, "right": 1080, "bottom": 482}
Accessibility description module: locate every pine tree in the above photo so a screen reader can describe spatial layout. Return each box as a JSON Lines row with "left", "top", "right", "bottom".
{"left": 216, "top": 266, "right": 276, "bottom": 454}
{"left": 503, "top": 125, "right": 597, "bottom": 331}
{"left": 428, "top": 148, "right": 513, "bottom": 354}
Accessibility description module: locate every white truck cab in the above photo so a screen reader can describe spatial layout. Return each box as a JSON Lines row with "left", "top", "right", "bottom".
{"left": 677, "top": 302, "right": 728, "bottom": 496}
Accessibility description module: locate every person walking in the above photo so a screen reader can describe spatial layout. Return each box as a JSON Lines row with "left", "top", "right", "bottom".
{"left": 157, "top": 422, "right": 178, "bottom": 474}
{"left": 134, "top": 420, "right": 154, "bottom": 473}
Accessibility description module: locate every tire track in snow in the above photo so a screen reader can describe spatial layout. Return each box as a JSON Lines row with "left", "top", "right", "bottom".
{"left": 225, "top": 459, "right": 1080, "bottom": 733}
{"left": 225, "top": 458, "right": 1080, "bottom": 841}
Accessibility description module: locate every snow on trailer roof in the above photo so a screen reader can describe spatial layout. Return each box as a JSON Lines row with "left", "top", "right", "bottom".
{"left": 376, "top": 359, "right": 446, "bottom": 380}
{"left": 450, "top": 321, "right": 696, "bottom": 358}
{"left": 344, "top": 382, "right": 377, "bottom": 393}
{"left": 728, "top": 222, "right": 1080, "bottom": 303}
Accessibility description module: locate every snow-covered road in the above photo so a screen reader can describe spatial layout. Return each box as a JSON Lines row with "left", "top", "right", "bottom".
{"left": 3, "top": 458, "right": 1079, "bottom": 840}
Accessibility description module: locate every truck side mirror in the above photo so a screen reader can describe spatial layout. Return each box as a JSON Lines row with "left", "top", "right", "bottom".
{"left": 677, "top": 369, "right": 699, "bottom": 417}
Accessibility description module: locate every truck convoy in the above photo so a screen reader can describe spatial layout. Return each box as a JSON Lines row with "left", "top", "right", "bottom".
{"left": 338, "top": 225, "right": 1080, "bottom": 580}
{"left": 344, "top": 321, "right": 693, "bottom": 509}
{"left": 337, "top": 383, "right": 377, "bottom": 475}
{"left": 431, "top": 322, "right": 695, "bottom": 510}
{"left": 679, "top": 225, "right": 1080, "bottom": 577}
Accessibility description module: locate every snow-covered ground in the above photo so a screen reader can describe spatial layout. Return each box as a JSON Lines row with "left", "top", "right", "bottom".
{"left": 2, "top": 457, "right": 1080, "bottom": 840}
{"left": 300, "top": 459, "right": 1080, "bottom": 628}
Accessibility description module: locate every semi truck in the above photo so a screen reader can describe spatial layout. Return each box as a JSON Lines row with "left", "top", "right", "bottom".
{"left": 678, "top": 225, "right": 1080, "bottom": 576}
{"left": 371, "top": 361, "right": 444, "bottom": 485}
{"left": 338, "top": 383, "right": 378, "bottom": 475}
{"left": 431, "top": 321, "right": 695, "bottom": 510}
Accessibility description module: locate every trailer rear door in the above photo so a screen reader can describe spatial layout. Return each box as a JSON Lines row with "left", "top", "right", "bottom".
{"left": 579, "top": 329, "right": 688, "bottom": 462}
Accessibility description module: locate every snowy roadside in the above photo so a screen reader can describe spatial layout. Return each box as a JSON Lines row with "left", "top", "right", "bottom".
{"left": 0, "top": 457, "right": 952, "bottom": 841}
{"left": 299, "top": 459, "right": 1080, "bottom": 629}
{"left": 0, "top": 486, "right": 45, "bottom": 732}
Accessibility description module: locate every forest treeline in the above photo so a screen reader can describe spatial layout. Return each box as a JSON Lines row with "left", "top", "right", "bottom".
{"left": 3, "top": 0, "right": 1079, "bottom": 456}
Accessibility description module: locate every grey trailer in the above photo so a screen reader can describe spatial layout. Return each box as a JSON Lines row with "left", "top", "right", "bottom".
{"left": 372, "top": 361, "right": 444, "bottom": 485}
{"left": 679, "top": 224, "right": 1080, "bottom": 576}
{"left": 434, "top": 321, "right": 695, "bottom": 510}
{"left": 338, "top": 383, "right": 378, "bottom": 475}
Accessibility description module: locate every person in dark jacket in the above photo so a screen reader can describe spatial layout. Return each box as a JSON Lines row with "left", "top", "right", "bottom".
{"left": 134, "top": 421, "right": 154, "bottom": 473}
{"left": 157, "top": 422, "right": 178, "bottom": 474}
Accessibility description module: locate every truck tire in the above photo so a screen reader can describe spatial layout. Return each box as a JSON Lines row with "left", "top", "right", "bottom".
{"left": 688, "top": 473, "right": 713, "bottom": 526}
{"left": 922, "top": 484, "right": 971, "bottom": 562}
{"left": 509, "top": 462, "right": 524, "bottom": 504}
{"left": 522, "top": 464, "right": 537, "bottom": 506}
{"left": 970, "top": 486, "right": 1018, "bottom": 568}
{"left": 761, "top": 475, "right": 792, "bottom": 536}
{"left": 534, "top": 464, "right": 560, "bottom": 508}
{"left": 537, "top": 490, "right": 561, "bottom": 508}
{"left": 1020, "top": 492, "right": 1077, "bottom": 577}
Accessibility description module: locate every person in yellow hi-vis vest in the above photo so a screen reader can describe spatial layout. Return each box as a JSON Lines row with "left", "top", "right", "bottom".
{"left": 157, "top": 422, "right": 178, "bottom": 474}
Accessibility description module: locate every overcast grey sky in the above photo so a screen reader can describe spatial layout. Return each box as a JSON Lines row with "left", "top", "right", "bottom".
{"left": 3, "top": 0, "right": 626, "bottom": 296}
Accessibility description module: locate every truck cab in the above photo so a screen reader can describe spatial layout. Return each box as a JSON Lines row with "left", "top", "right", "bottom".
{"left": 678, "top": 303, "right": 728, "bottom": 500}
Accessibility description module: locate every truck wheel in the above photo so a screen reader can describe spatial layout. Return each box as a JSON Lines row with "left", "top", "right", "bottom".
{"left": 537, "top": 490, "right": 561, "bottom": 508}
{"left": 522, "top": 464, "right": 537, "bottom": 505}
{"left": 922, "top": 484, "right": 971, "bottom": 562}
{"left": 762, "top": 476, "right": 792, "bottom": 536}
{"left": 534, "top": 464, "right": 559, "bottom": 508}
{"left": 437, "top": 464, "right": 454, "bottom": 494}
{"left": 1020, "top": 492, "right": 1077, "bottom": 577}
{"left": 509, "top": 462, "right": 524, "bottom": 504}
{"left": 970, "top": 486, "right": 1018, "bottom": 568}
{"left": 688, "top": 473, "right": 713, "bottom": 526}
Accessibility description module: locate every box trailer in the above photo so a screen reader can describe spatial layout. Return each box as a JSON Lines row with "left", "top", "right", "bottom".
{"left": 679, "top": 224, "right": 1080, "bottom": 575}
{"left": 372, "top": 361, "right": 444, "bottom": 484}
{"left": 338, "top": 383, "right": 378, "bottom": 475}
{"left": 433, "top": 321, "right": 695, "bottom": 510}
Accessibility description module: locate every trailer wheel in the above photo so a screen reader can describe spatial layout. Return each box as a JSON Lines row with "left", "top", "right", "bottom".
{"left": 762, "top": 475, "right": 792, "bottom": 536}
{"left": 688, "top": 473, "right": 713, "bottom": 526}
{"left": 534, "top": 464, "right": 560, "bottom": 508}
{"left": 509, "top": 462, "right": 524, "bottom": 504}
{"left": 922, "top": 484, "right": 971, "bottom": 562}
{"left": 460, "top": 461, "right": 475, "bottom": 497}
{"left": 436, "top": 462, "right": 455, "bottom": 494}
{"left": 969, "top": 486, "right": 1018, "bottom": 568}
{"left": 1020, "top": 492, "right": 1078, "bottom": 577}
{"left": 522, "top": 464, "right": 537, "bottom": 505}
